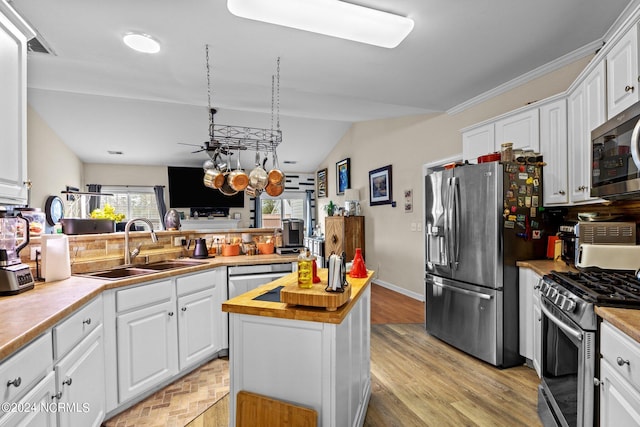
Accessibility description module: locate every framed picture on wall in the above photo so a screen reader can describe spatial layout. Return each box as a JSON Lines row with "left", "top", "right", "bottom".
{"left": 336, "top": 158, "right": 350, "bottom": 195}
{"left": 369, "top": 165, "right": 393, "bottom": 206}
{"left": 317, "top": 168, "right": 328, "bottom": 198}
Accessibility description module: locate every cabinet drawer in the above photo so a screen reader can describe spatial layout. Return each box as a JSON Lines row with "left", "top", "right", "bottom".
{"left": 176, "top": 270, "right": 218, "bottom": 297}
{"left": 53, "top": 296, "right": 102, "bottom": 359}
{"left": 0, "top": 333, "right": 52, "bottom": 406}
{"left": 116, "top": 279, "right": 174, "bottom": 313}
{"left": 601, "top": 321, "right": 640, "bottom": 389}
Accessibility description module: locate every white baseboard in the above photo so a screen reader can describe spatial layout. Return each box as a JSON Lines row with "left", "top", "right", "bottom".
{"left": 372, "top": 278, "right": 425, "bottom": 302}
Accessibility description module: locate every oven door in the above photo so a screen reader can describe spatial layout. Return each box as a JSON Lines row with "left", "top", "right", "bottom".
{"left": 538, "top": 297, "right": 595, "bottom": 427}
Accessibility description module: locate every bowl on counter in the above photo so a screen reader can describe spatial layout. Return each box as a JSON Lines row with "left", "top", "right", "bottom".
{"left": 257, "top": 242, "right": 274, "bottom": 255}
{"left": 221, "top": 244, "right": 240, "bottom": 256}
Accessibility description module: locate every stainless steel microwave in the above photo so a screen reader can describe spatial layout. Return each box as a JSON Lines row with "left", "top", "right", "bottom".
{"left": 591, "top": 101, "right": 640, "bottom": 199}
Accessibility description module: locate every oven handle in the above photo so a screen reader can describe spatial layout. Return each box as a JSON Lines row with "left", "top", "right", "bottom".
{"left": 432, "top": 281, "right": 492, "bottom": 300}
{"left": 630, "top": 117, "right": 640, "bottom": 170}
{"left": 228, "top": 272, "right": 289, "bottom": 281}
{"left": 540, "top": 302, "right": 583, "bottom": 342}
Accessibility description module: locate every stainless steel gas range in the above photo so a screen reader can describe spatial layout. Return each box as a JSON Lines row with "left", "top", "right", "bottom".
{"left": 538, "top": 268, "right": 640, "bottom": 427}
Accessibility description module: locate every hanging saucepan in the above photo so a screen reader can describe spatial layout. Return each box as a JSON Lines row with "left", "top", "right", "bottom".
{"left": 228, "top": 147, "right": 249, "bottom": 192}
{"left": 267, "top": 149, "right": 284, "bottom": 185}
{"left": 265, "top": 180, "right": 284, "bottom": 197}
{"left": 249, "top": 151, "right": 268, "bottom": 191}
{"left": 203, "top": 151, "right": 224, "bottom": 189}
{"left": 219, "top": 147, "right": 238, "bottom": 196}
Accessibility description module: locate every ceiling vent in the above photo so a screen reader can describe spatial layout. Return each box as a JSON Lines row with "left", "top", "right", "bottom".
{"left": 27, "top": 35, "right": 54, "bottom": 55}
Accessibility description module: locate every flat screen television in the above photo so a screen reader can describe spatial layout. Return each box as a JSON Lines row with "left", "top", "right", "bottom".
{"left": 167, "top": 166, "right": 245, "bottom": 208}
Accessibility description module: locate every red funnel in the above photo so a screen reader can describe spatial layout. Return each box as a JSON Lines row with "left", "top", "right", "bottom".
{"left": 349, "top": 248, "right": 367, "bottom": 278}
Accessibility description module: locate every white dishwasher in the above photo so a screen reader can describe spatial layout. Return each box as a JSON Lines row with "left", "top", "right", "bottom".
{"left": 227, "top": 263, "right": 293, "bottom": 299}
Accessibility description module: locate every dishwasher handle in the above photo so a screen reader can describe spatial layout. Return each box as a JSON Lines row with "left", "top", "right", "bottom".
{"left": 228, "top": 272, "right": 289, "bottom": 281}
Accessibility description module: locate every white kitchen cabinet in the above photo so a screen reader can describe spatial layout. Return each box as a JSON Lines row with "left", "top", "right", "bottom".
{"left": 176, "top": 268, "right": 227, "bottom": 371}
{"left": 599, "top": 321, "right": 640, "bottom": 427}
{"left": 0, "top": 372, "right": 57, "bottom": 427}
{"left": 495, "top": 108, "right": 540, "bottom": 153}
{"left": 606, "top": 23, "right": 639, "bottom": 119}
{"left": 54, "top": 325, "right": 105, "bottom": 427}
{"left": 116, "top": 280, "right": 178, "bottom": 403}
{"left": 518, "top": 267, "right": 542, "bottom": 378}
{"left": 462, "top": 123, "right": 495, "bottom": 163}
{"left": 0, "top": 2, "right": 33, "bottom": 205}
{"left": 539, "top": 98, "right": 568, "bottom": 205}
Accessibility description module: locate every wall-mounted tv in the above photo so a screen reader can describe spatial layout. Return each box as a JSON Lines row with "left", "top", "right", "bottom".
{"left": 167, "top": 166, "right": 245, "bottom": 208}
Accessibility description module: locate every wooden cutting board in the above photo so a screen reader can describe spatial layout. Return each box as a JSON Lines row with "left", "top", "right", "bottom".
{"left": 280, "top": 282, "right": 351, "bottom": 311}
{"left": 236, "top": 390, "right": 317, "bottom": 427}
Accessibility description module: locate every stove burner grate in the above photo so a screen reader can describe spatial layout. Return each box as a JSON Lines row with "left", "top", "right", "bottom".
{"left": 550, "top": 269, "right": 640, "bottom": 308}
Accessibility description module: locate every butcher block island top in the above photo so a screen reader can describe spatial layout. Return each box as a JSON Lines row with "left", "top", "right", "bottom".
{"left": 222, "top": 269, "right": 374, "bottom": 324}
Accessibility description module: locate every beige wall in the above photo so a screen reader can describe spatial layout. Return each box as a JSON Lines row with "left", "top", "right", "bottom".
{"left": 26, "top": 106, "right": 83, "bottom": 210}
{"left": 317, "top": 56, "right": 592, "bottom": 299}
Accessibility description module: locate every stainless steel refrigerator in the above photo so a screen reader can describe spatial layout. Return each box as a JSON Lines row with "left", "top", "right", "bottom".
{"left": 424, "top": 161, "right": 546, "bottom": 368}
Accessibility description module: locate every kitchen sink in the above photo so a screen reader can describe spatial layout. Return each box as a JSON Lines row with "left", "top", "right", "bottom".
{"left": 141, "top": 259, "right": 207, "bottom": 270}
{"left": 77, "top": 259, "right": 207, "bottom": 280}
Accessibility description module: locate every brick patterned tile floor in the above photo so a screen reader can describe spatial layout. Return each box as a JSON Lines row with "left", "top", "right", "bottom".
{"left": 103, "top": 358, "right": 229, "bottom": 427}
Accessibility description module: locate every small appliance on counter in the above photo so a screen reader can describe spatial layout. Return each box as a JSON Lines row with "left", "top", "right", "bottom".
{"left": 558, "top": 220, "right": 636, "bottom": 266}
{"left": 277, "top": 218, "right": 304, "bottom": 254}
{"left": 0, "top": 211, "right": 35, "bottom": 295}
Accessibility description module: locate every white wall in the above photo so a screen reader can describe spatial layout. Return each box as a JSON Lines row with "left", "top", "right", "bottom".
{"left": 26, "top": 106, "right": 83, "bottom": 210}
{"left": 317, "top": 55, "right": 592, "bottom": 299}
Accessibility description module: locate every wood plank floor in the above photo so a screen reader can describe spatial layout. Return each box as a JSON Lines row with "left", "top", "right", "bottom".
{"left": 107, "top": 283, "right": 541, "bottom": 426}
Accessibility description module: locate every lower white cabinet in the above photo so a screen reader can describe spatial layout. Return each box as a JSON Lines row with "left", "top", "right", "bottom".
{"left": 110, "top": 268, "right": 227, "bottom": 407}
{"left": 599, "top": 321, "right": 640, "bottom": 427}
{"left": 54, "top": 325, "right": 105, "bottom": 427}
{"left": 116, "top": 280, "right": 178, "bottom": 403}
{"left": 518, "top": 267, "right": 542, "bottom": 377}
{"left": 0, "top": 372, "right": 57, "bottom": 427}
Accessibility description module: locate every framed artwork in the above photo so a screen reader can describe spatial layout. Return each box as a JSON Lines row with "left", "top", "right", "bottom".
{"left": 336, "top": 158, "right": 350, "bottom": 195}
{"left": 316, "top": 168, "right": 328, "bottom": 198}
{"left": 369, "top": 165, "right": 393, "bottom": 206}
{"left": 404, "top": 189, "right": 413, "bottom": 212}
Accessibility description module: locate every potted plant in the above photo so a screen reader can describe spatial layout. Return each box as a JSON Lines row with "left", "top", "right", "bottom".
{"left": 323, "top": 201, "right": 336, "bottom": 216}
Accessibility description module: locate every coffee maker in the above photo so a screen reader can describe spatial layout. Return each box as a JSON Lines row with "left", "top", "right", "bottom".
{"left": 276, "top": 218, "right": 305, "bottom": 255}
{"left": 0, "top": 212, "right": 35, "bottom": 295}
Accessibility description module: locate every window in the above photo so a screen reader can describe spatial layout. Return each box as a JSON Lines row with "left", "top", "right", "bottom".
{"left": 99, "top": 186, "right": 161, "bottom": 230}
{"left": 260, "top": 194, "right": 306, "bottom": 229}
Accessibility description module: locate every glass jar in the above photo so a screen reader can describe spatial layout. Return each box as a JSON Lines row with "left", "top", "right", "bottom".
{"left": 500, "top": 142, "right": 513, "bottom": 162}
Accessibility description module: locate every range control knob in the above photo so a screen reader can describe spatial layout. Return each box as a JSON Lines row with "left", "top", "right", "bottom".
{"left": 556, "top": 294, "right": 566, "bottom": 307}
{"left": 547, "top": 288, "right": 558, "bottom": 299}
{"left": 562, "top": 298, "right": 576, "bottom": 312}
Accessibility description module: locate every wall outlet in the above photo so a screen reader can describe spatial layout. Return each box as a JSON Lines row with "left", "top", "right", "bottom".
{"left": 30, "top": 246, "right": 41, "bottom": 261}
{"left": 173, "top": 236, "right": 186, "bottom": 246}
{"left": 410, "top": 222, "right": 417, "bottom": 231}
{"left": 417, "top": 223, "right": 422, "bottom": 232}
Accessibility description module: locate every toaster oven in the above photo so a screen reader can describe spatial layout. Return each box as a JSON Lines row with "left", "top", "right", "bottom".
{"left": 558, "top": 221, "right": 636, "bottom": 265}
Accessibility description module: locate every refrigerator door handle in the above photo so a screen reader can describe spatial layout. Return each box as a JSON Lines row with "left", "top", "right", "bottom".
{"left": 432, "top": 281, "right": 493, "bottom": 300}
{"left": 452, "top": 176, "right": 461, "bottom": 269}
{"left": 444, "top": 177, "right": 454, "bottom": 269}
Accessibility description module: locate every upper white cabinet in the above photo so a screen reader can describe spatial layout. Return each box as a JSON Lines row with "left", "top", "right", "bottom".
{"left": 495, "top": 108, "right": 540, "bottom": 153}
{"left": 539, "top": 98, "right": 568, "bottom": 205}
{"left": 462, "top": 123, "right": 495, "bottom": 163}
{"left": 606, "top": 23, "right": 639, "bottom": 119}
{"left": 568, "top": 62, "right": 607, "bottom": 205}
{"left": 0, "top": 2, "right": 33, "bottom": 206}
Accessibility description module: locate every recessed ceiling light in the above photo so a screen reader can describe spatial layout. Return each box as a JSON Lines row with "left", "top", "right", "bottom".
{"left": 227, "top": 0, "right": 414, "bottom": 48}
{"left": 108, "top": 150, "right": 124, "bottom": 155}
{"left": 123, "top": 32, "right": 161, "bottom": 54}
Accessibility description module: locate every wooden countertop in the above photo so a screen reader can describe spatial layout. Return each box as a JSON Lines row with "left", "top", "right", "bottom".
{"left": 518, "top": 259, "right": 640, "bottom": 344}
{"left": 0, "top": 254, "right": 298, "bottom": 362}
{"left": 222, "top": 269, "right": 374, "bottom": 324}
{"left": 516, "top": 259, "right": 578, "bottom": 277}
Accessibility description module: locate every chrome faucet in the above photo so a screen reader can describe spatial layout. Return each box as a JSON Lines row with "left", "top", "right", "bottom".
{"left": 124, "top": 218, "right": 158, "bottom": 265}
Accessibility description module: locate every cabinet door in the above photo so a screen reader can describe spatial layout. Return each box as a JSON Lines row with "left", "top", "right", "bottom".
{"left": 532, "top": 280, "right": 542, "bottom": 378}
{"left": 177, "top": 287, "right": 218, "bottom": 370}
{"left": 462, "top": 123, "right": 495, "bottom": 163}
{"left": 518, "top": 269, "right": 534, "bottom": 360}
{"left": 325, "top": 217, "right": 344, "bottom": 258}
{"left": 600, "top": 359, "right": 640, "bottom": 427}
{"left": 494, "top": 109, "right": 540, "bottom": 152}
{"left": 0, "top": 8, "right": 28, "bottom": 205}
{"left": 55, "top": 325, "right": 105, "bottom": 427}
{"left": 607, "top": 24, "right": 639, "bottom": 119}
{"left": 117, "top": 299, "right": 178, "bottom": 403}
{"left": 0, "top": 372, "right": 56, "bottom": 427}
{"left": 568, "top": 85, "right": 590, "bottom": 203}
{"left": 540, "top": 99, "right": 568, "bottom": 205}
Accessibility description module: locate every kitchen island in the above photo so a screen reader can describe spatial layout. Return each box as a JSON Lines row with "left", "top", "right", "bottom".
{"left": 222, "top": 269, "right": 374, "bottom": 427}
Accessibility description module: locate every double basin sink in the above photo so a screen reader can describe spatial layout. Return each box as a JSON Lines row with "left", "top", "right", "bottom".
{"left": 77, "top": 259, "right": 207, "bottom": 280}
